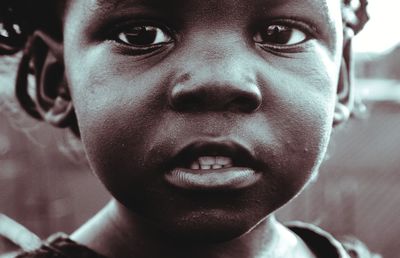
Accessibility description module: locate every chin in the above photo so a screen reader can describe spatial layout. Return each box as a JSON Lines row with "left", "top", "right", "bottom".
{"left": 158, "top": 211, "right": 257, "bottom": 244}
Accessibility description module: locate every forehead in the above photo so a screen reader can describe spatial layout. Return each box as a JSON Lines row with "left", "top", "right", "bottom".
{"left": 94, "top": 0, "right": 333, "bottom": 9}
{"left": 83, "top": 0, "right": 340, "bottom": 21}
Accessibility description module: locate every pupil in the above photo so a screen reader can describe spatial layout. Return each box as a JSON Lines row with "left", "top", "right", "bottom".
{"left": 263, "top": 25, "right": 292, "bottom": 44}
{"left": 125, "top": 26, "right": 157, "bottom": 45}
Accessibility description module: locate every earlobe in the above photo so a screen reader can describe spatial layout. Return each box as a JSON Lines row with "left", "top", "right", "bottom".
{"left": 16, "top": 30, "right": 77, "bottom": 130}
{"left": 36, "top": 39, "right": 75, "bottom": 128}
{"left": 44, "top": 96, "right": 74, "bottom": 127}
{"left": 333, "top": 102, "right": 351, "bottom": 126}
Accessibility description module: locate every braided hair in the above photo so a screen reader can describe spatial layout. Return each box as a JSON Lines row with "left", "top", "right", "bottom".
{"left": 342, "top": 0, "right": 369, "bottom": 37}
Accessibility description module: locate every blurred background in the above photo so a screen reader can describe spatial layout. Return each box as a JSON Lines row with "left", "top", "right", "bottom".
{"left": 1, "top": 1, "right": 399, "bottom": 257}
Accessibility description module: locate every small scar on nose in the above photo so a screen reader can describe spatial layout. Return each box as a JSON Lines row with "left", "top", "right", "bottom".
{"left": 222, "top": 112, "right": 231, "bottom": 119}
{"left": 177, "top": 73, "right": 192, "bottom": 84}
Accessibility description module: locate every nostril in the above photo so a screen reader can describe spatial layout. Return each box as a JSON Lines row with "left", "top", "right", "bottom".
{"left": 230, "top": 95, "right": 261, "bottom": 113}
{"left": 169, "top": 80, "right": 262, "bottom": 113}
{"left": 171, "top": 93, "right": 206, "bottom": 111}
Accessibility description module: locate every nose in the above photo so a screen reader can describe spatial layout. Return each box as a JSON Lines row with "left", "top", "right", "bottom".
{"left": 169, "top": 55, "right": 262, "bottom": 113}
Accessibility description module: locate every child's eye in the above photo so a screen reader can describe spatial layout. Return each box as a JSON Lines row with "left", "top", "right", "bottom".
{"left": 117, "top": 25, "right": 173, "bottom": 47}
{"left": 253, "top": 24, "right": 308, "bottom": 47}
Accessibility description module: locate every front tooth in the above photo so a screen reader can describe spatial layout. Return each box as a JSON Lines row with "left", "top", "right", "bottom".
{"left": 199, "top": 156, "right": 216, "bottom": 166}
{"left": 211, "top": 164, "right": 223, "bottom": 169}
{"left": 191, "top": 162, "right": 200, "bottom": 170}
{"left": 216, "top": 156, "right": 232, "bottom": 166}
{"left": 200, "top": 165, "right": 211, "bottom": 170}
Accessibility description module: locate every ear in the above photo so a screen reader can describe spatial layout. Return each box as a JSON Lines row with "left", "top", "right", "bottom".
{"left": 16, "top": 30, "right": 76, "bottom": 129}
{"left": 333, "top": 39, "right": 354, "bottom": 127}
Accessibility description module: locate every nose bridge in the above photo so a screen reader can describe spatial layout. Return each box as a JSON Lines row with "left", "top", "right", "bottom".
{"left": 193, "top": 52, "right": 251, "bottom": 87}
{"left": 191, "top": 30, "right": 252, "bottom": 80}
{"left": 169, "top": 38, "right": 262, "bottom": 113}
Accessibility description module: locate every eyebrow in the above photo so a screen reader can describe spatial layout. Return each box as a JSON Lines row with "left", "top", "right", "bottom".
{"left": 94, "top": 0, "right": 125, "bottom": 9}
{"left": 93, "top": 0, "right": 337, "bottom": 37}
{"left": 94, "top": 0, "right": 333, "bottom": 16}
{"left": 94, "top": 0, "right": 179, "bottom": 9}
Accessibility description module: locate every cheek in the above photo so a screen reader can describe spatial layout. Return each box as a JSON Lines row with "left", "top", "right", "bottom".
{"left": 65, "top": 56, "right": 167, "bottom": 184}
{"left": 262, "top": 50, "right": 339, "bottom": 188}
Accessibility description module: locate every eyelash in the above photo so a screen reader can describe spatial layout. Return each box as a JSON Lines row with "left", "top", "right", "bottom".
{"left": 107, "top": 20, "right": 176, "bottom": 55}
{"left": 252, "top": 19, "right": 316, "bottom": 52}
{"left": 108, "top": 19, "right": 315, "bottom": 55}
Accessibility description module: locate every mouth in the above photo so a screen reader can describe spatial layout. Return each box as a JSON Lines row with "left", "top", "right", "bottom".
{"left": 164, "top": 141, "right": 262, "bottom": 190}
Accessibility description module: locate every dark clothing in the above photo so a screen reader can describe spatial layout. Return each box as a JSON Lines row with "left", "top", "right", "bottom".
{"left": 14, "top": 233, "right": 106, "bottom": 258}
{"left": 12, "top": 222, "right": 377, "bottom": 258}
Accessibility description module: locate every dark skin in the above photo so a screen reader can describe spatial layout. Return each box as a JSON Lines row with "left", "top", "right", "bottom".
{"left": 24, "top": 0, "right": 351, "bottom": 257}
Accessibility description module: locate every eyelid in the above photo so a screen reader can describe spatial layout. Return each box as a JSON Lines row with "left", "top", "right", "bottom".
{"left": 269, "top": 18, "right": 318, "bottom": 37}
{"left": 101, "top": 19, "right": 177, "bottom": 57}
{"left": 106, "top": 19, "right": 177, "bottom": 42}
{"left": 253, "top": 26, "right": 307, "bottom": 45}
{"left": 253, "top": 18, "right": 318, "bottom": 52}
{"left": 117, "top": 26, "right": 173, "bottom": 46}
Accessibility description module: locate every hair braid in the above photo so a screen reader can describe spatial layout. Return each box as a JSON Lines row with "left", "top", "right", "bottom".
{"left": 342, "top": 0, "right": 370, "bottom": 36}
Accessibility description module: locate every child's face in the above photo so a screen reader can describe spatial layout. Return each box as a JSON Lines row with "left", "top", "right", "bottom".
{"left": 62, "top": 0, "right": 343, "bottom": 239}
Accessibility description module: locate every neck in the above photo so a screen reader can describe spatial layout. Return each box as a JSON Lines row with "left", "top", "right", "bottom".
{"left": 71, "top": 200, "right": 312, "bottom": 258}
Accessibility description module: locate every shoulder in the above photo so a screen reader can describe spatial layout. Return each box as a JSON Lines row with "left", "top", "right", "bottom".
{"left": 285, "top": 221, "right": 381, "bottom": 258}
{"left": 0, "top": 214, "right": 41, "bottom": 258}
{"left": 14, "top": 233, "right": 107, "bottom": 258}
{"left": 0, "top": 214, "right": 106, "bottom": 258}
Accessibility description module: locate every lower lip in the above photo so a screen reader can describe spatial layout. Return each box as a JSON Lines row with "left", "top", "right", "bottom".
{"left": 164, "top": 167, "right": 261, "bottom": 190}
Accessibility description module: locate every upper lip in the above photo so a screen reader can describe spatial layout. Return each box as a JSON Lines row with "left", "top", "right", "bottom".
{"left": 167, "top": 140, "right": 262, "bottom": 171}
